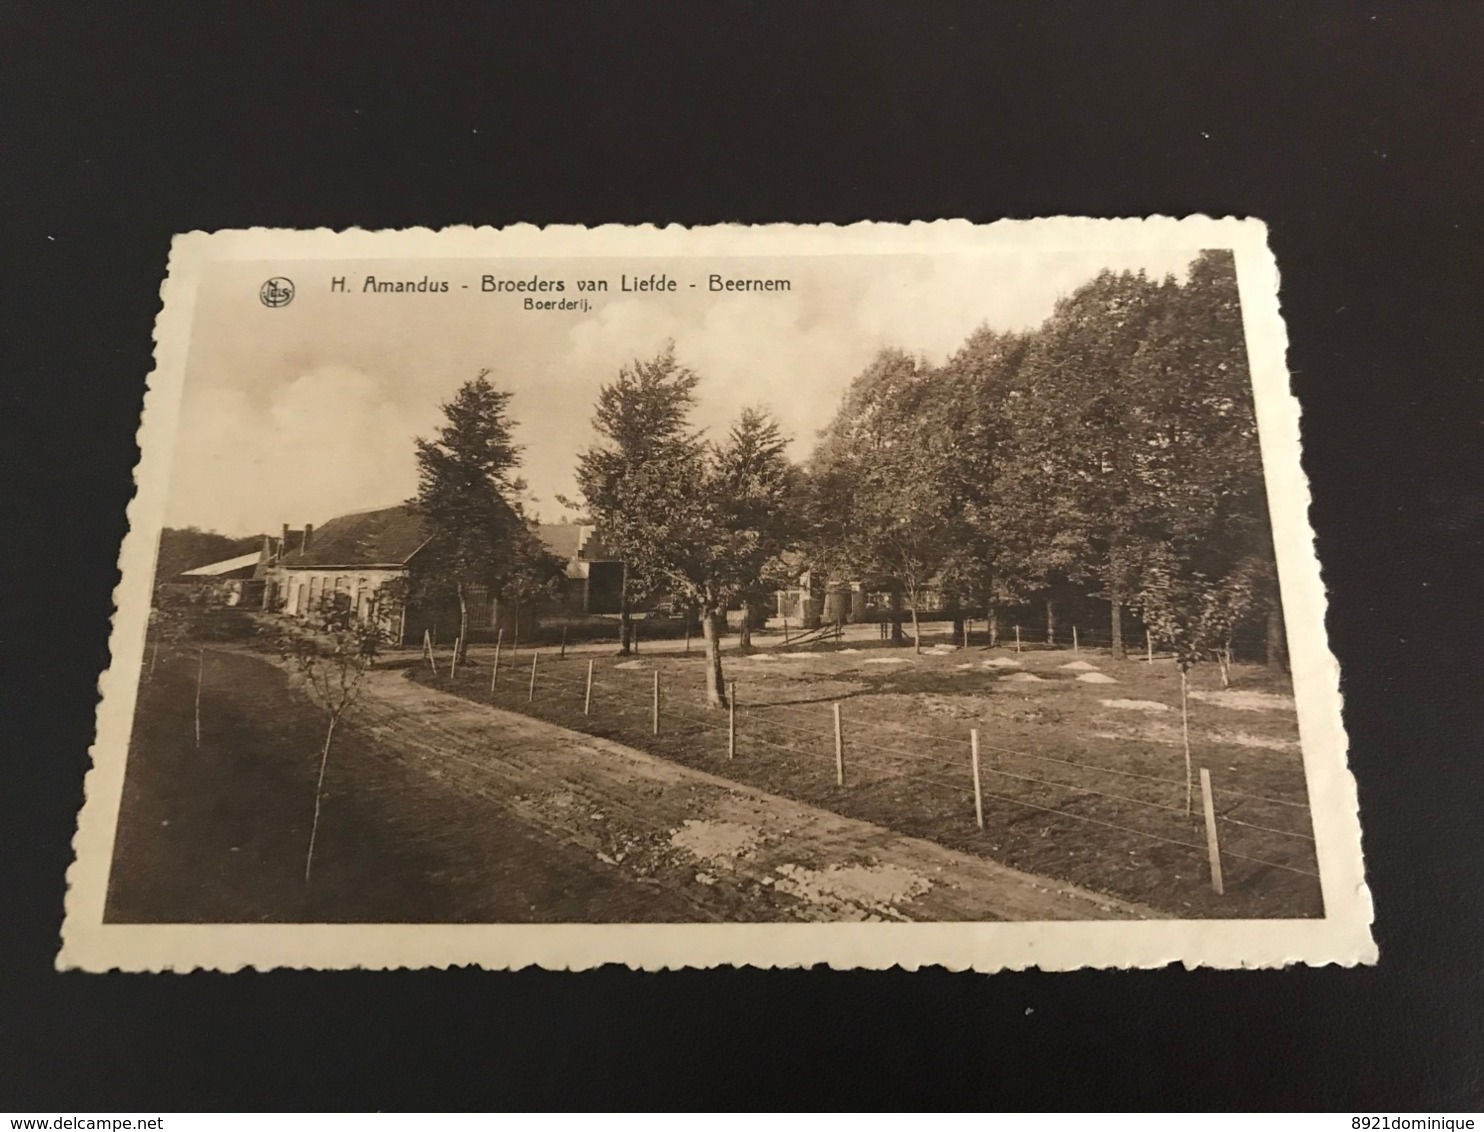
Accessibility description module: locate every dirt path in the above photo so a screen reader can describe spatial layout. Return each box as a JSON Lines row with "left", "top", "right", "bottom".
{"left": 356, "top": 670, "right": 1159, "bottom": 922}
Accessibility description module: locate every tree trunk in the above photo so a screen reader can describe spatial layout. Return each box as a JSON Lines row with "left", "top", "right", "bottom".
{"left": 305, "top": 713, "right": 338, "bottom": 885}
{"left": 701, "top": 610, "right": 728, "bottom": 708}
{"left": 618, "top": 605, "right": 633, "bottom": 656}
{"left": 947, "top": 592, "right": 964, "bottom": 645}
{"left": 1109, "top": 577, "right": 1125, "bottom": 660}
{"left": 1045, "top": 595, "right": 1057, "bottom": 645}
{"left": 1266, "top": 604, "right": 1286, "bottom": 670}
{"left": 988, "top": 607, "right": 999, "bottom": 649}
{"left": 889, "top": 589, "right": 905, "bottom": 645}
{"left": 908, "top": 591, "right": 922, "bottom": 654}
{"left": 738, "top": 600, "right": 754, "bottom": 654}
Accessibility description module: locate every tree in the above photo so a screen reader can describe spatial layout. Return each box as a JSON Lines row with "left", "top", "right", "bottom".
{"left": 577, "top": 347, "right": 797, "bottom": 706}
{"left": 712, "top": 408, "right": 797, "bottom": 654}
{"left": 411, "top": 370, "right": 531, "bottom": 662}
{"left": 273, "top": 617, "right": 389, "bottom": 884}
{"left": 935, "top": 327, "right": 1028, "bottom": 643}
{"left": 575, "top": 343, "right": 702, "bottom": 656}
{"left": 1131, "top": 543, "right": 1258, "bottom": 814}
{"left": 993, "top": 270, "right": 1176, "bottom": 658}
{"left": 808, "top": 349, "right": 957, "bottom": 653}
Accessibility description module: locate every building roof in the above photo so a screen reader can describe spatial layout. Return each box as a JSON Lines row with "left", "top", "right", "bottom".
{"left": 279, "top": 505, "right": 429, "bottom": 567}
{"left": 180, "top": 550, "right": 262, "bottom": 578}
{"left": 535, "top": 522, "right": 584, "bottom": 561}
{"left": 536, "top": 522, "right": 622, "bottom": 564}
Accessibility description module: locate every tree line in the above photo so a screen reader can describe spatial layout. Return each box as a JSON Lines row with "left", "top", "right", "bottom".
{"left": 408, "top": 249, "right": 1283, "bottom": 710}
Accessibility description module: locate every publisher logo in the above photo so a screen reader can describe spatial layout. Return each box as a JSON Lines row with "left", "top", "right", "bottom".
{"left": 259, "top": 277, "right": 295, "bottom": 308}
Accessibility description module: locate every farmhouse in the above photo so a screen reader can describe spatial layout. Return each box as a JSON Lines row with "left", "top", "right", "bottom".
{"left": 257, "top": 504, "right": 625, "bottom": 644}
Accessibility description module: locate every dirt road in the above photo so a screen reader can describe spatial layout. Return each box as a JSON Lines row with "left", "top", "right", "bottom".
{"left": 356, "top": 669, "right": 1157, "bottom": 922}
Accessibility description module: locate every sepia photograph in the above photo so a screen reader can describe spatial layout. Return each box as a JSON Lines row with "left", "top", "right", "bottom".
{"left": 59, "top": 219, "right": 1372, "bottom": 971}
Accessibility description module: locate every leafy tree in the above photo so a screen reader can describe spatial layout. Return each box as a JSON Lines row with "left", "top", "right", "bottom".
{"left": 993, "top": 269, "right": 1177, "bottom": 657}
{"left": 934, "top": 326, "right": 1028, "bottom": 642}
{"left": 411, "top": 370, "right": 532, "bottom": 662}
{"left": 712, "top": 408, "right": 797, "bottom": 653}
{"left": 575, "top": 343, "right": 702, "bottom": 655}
{"left": 809, "top": 349, "right": 956, "bottom": 652}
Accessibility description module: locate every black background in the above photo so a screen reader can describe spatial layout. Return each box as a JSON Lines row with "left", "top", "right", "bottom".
{"left": 3, "top": 2, "right": 1482, "bottom": 1110}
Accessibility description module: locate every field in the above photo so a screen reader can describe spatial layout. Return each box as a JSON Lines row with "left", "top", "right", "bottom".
{"left": 413, "top": 628, "right": 1322, "bottom": 919}
{"left": 108, "top": 624, "right": 1322, "bottom": 922}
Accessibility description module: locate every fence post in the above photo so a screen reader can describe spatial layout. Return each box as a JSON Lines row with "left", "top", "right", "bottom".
{"left": 1073, "top": 625, "right": 1079, "bottom": 653}
{"left": 424, "top": 629, "right": 437, "bottom": 674}
{"left": 727, "top": 680, "right": 736, "bottom": 759}
{"left": 451, "top": 636, "right": 460, "bottom": 679}
{"left": 833, "top": 702, "right": 845, "bottom": 786}
{"left": 1014, "top": 624, "right": 1021, "bottom": 653}
{"left": 652, "top": 669, "right": 659, "bottom": 735}
{"left": 782, "top": 615, "right": 790, "bottom": 644}
{"left": 584, "top": 659, "right": 594, "bottom": 715}
{"left": 970, "top": 728, "right": 984, "bottom": 830}
{"left": 561, "top": 626, "right": 567, "bottom": 660}
{"left": 491, "top": 630, "right": 502, "bottom": 693}
{"left": 1200, "top": 767, "right": 1224, "bottom": 895}
{"left": 528, "top": 651, "right": 538, "bottom": 703}
{"left": 1147, "top": 629, "right": 1153, "bottom": 665}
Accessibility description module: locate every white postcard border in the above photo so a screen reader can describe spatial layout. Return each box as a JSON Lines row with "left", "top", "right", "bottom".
{"left": 59, "top": 217, "right": 1375, "bottom": 972}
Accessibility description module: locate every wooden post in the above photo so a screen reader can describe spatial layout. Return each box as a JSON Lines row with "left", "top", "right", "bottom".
{"left": 194, "top": 647, "right": 204, "bottom": 748}
{"left": 1181, "top": 666, "right": 1193, "bottom": 814}
{"left": 833, "top": 702, "right": 844, "bottom": 786}
{"left": 633, "top": 620, "right": 639, "bottom": 653}
{"left": 584, "top": 659, "right": 594, "bottom": 715}
{"left": 451, "top": 636, "right": 460, "bottom": 679}
{"left": 1147, "top": 629, "right": 1153, "bottom": 665}
{"left": 424, "top": 629, "right": 437, "bottom": 674}
{"left": 1014, "top": 624, "right": 1021, "bottom": 653}
{"left": 651, "top": 669, "right": 659, "bottom": 735}
{"left": 685, "top": 621, "right": 690, "bottom": 654}
{"left": 727, "top": 680, "right": 736, "bottom": 759}
{"left": 1200, "top": 767, "right": 1224, "bottom": 895}
{"left": 782, "top": 614, "right": 790, "bottom": 644}
{"left": 490, "top": 630, "right": 502, "bottom": 693}
{"left": 561, "top": 626, "right": 567, "bottom": 660}
{"left": 970, "top": 728, "right": 984, "bottom": 830}
{"left": 1073, "top": 625, "right": 1079, "bottom": 653}
{"left": 528, "top": 650, "right": 538, "bottom": 703}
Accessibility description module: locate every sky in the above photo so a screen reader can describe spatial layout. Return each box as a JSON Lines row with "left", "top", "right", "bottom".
{"left": 164, "top": 246, "right": 1204, "bottom": 536}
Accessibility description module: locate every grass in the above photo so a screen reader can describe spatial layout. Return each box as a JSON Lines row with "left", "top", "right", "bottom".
{"left": 415, "top": 632, "right": 1323, "bottom": 919}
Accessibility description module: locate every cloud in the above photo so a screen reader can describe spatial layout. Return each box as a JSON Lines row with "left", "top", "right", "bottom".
{"left": 165, "top": 364, "right": 441, "bottom": 535}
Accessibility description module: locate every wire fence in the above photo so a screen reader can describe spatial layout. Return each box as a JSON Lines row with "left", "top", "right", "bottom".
{"left": 418, "top": 646, "right": 1320, "bottom": 903}
{"left": 782, "top": 617, "right": 1270, "bottom": 664}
